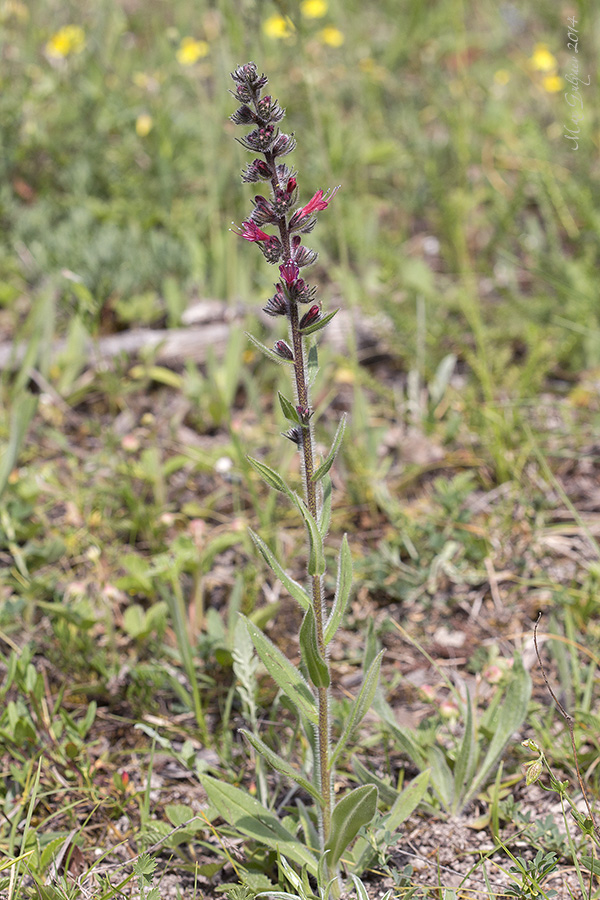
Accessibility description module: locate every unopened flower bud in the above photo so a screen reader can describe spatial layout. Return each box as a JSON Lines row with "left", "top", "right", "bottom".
{"left": 260, "top": 236, "right": 282, "bottom": 264}
{"left": 296, "top": 406, "right": 312, "bottom": 424}
{"left": 271, "top": 132, "right": 296, "bottom": 157}
{"left": 241, "top": 159, "right": 273, "bottom": 183}
{"left": 283, "top": 426, "right": 303, "bottom": 447}
{"left": 299, "top": 305, "right": 320, "bottom": 329}
{"left": 263, "top": 286, "right": 287, "bottom": 316}
{"left": 230, "top": 105, "right": 257, "bottom": 125}
{"left": 251, "top": 194, "right": 277, "bottom": 225}
{"left": 274, "top": 340, "right": 293, "bottom": 361}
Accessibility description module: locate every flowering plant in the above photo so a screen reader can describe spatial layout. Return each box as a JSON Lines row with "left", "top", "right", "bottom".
{"left": 200, "top": 62, "right": 394, "bottom": 894}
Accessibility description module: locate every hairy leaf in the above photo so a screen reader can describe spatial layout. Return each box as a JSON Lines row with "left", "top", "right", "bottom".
{"left": 330, "top": 651, "right": 383, "bottom": 766}
{"left": 299, "top": 307, "right": 339, "bottom": 336}
{"left": 324, "top": 785, "right": 378, "bottom": 872}
{"left": 246, "top": 332, "right": 294, "bottom": 365}
{"left": 245, "top": 618, "right": 318, "bottom": 724}
{"left": 202, "top": 776, "right": 317, "bottom": 875}
{"left": 240, "top": 729, "right": 322, "bottom": 803}
{"left": 248, "top": 529, "right": 310, "bottom": 611}
{"left": 324, "top": 535, "right": 353, "bottom": 644}
{"left": 247, "top": 456, "right": 293, "bottom": 497}
{"left": 293, "top": 494, "right": 326, "bottom": 576}
{"left": 312, "top": 414, "right": 346, "bottom": 483}
{"left": 299, "top": 607, "right": 330, "bottom": 688}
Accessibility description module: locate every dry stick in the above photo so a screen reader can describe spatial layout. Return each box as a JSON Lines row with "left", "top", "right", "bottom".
{"left": 533, "top": 612, "right": 599, "bottom": 838}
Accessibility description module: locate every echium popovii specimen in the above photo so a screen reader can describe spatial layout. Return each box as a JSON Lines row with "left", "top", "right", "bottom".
{"left": 201, "top": 63, "right": 382, "bottom": 891}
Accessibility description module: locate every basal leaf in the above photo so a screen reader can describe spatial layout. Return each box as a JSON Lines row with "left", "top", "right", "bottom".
{"left": 324, "top": 785, "right": 378, "bottom": 873}
{"left": 201, "top": 776, "right": 317, "bottom": 875}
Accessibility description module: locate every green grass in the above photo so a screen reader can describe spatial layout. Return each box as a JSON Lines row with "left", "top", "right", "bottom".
{"left": 2, "top": 0, "right": 600, "bottom": 896}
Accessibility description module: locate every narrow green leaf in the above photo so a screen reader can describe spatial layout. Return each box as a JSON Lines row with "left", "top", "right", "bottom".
{"left": 312, "top": 414, "right": 346, "bottom": 483}
{"left": 278, "top": 392, "right": 300, "bottom": 424}
{"left": 318, "top": 475, "right": 332, "bottom": 538}
{"left": 0, "top": 392, "right": 38, "bottom": 500}
{"left": 462, "top": 656, "right": 531, "bottom": 805}
{"left": 351, "top": 757, "right": 398, "bottom": 806}
{"left": 299, "top": 308, "right": 339, "bottom": 336}
{"left": 385, "top": 769, "right": 430, "bottom": 831}
{"left": 324, "top": 535, "right": 353, "bottom": 645}
{"left": 324, "top": 785, "right": 378, "bottom": 872}
{"left": 201, "top": 776, "right": 317, "bottom": 875}
{"left": 247, "top": 456, "right": 293, "bottom": 497}
{"left": 246, "top": 332, "right": 294, "bottom": 365}
{"left": 299, "top": 607, "right": 330, "bottom": 688}
{"left": 240, "top": 729, "right": 322, "bottom": 803}
{"left": 245, "top": 618, "right": 318, "bottom": 724}
{"left": 452, "top": 689, "right": 477, "bottom": 814}
{"left": 248, "top": 529, "right": 310, "bottom": 611}
{"left": 330, "top": 651, "right": 383, "bottom": 767}
{"left": 307, "top": 343, "right": 319, "bottom": 387}
{"left": 428, "top": 745, "right": 454, "bottom": 810}
{"left": 292, "top": 494, "right": 326, "bottom": 576}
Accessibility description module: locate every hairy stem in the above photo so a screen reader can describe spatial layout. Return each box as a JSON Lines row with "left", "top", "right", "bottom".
{"left": 268, "top": 153, "right": 332, "bottom": 845}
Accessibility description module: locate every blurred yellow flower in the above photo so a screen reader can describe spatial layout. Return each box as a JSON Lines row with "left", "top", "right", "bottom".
{"left": 176, "top": 36, "right": 209, "bottom": 66}
{"left": 318, "top": 26, "right": 344, "bottom": 47}
{"left": 543, "top": 74, "right": 563, "bottom": 93}
{"left": 46, "top": 24, "right": 85, "bottom": 59}
{"left": 301, "top": 0, "right": 327, "bottom": 18}
{"left": 263, "top": 14, "right": 295, "bottom": 39}
{"left": 494, "top": 69, "right": 510, "bottom": 85}
{"left": 530, "top": 43, "right": 556, "bottom": 72}
{"left": 136, "top": 113, "right": 153, "bottom": 137}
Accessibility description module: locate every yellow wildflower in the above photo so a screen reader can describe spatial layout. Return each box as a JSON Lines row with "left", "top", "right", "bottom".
{"left": 530, "top": 43, "right": 557, "bottom": 72}
{"left": 318, "top": 26, "right": 344, "bottom": 47}
{"left": 176, "top": 36, "right": 209, "bottom": 66}
{"left": 263, "top": 14, "right": 295, "bottom": 39}
{"left": 136, "top": 113, "right": 153, "bottom": 137}
{"left": 543, "top": 74, "right": 563, "bottom": 93}
{"left": 46, "top": 24, "right": 85, "bottom": 59}
{"left": 494, "top": 69, "right": 510, "bottom": 85}
{"left": 301, "top": 0, "right": 327, "bottom": 18}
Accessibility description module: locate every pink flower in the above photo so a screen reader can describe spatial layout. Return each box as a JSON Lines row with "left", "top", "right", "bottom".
{"left": 297, "top": 185, "right": 340, "bottom": 220}
{"left": 279, "top": 260, "right": 299, "bottom": 285}
{"left": 234, "top": 221, "right": 271, "bottom": 242}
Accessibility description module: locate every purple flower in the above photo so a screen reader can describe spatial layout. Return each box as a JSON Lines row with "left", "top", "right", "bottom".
{"left": 234, "top": 221, "right": 271, "bottom": 243}
{"left": 279, "top": 260, "right": 299, "bottom": 286}
{"left": 296, "top": 186, "right": 340, "bottom": 220}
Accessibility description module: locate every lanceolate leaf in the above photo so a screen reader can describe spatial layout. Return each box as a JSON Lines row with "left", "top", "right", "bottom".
{"left": 324, "top": 535, "right": 353, "bottom": 645}
{"left": 248, "top": 529, "right": 310, "bottom": 611}
{"left": 201, "top": 776, "right": 317, "bottom": 875}
{"left": 292, "top": 494, "right": 326, "bottom": 576}
{"left": 462, "top": 655, "right": 531, "bottom": 806}
{"left": 452, "top": 689, "right": 477, "bottom": 814}
{"left": 245, "top": 618, "right": 318, "bottom": 724}
{"left": 299, "top": 308, "right": 339, "bottom": 336}
{"left": 385, "top": 769, "right": 430, "bottom": 830}
{"left": 278, "top": 392, "right": 301, "bottom": 424}
{"left": 319, "top": 475, "right": 332, "bottom": 538}
{"left": 330, "top": 651, "right": 384, "bottom": 767}
{"left": 307, "top": 343, "right": 319, "bottom": 387}
{"left": 247, "top": 456, "right": 293, "bottom": 498}
{"left": 240, "top": 729, "right": 322, "bottom": 804}
{"left": 299, "top": 607, "right": 330, "bottom": 688}
{"left": 324, "top": 785, "right": 378, "bottom": 872}
{"left": 246, "top": 332, "right": 294, "bottom": 365}
{"left": 312, "top": 414, "right": 347, "bottom": 483}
